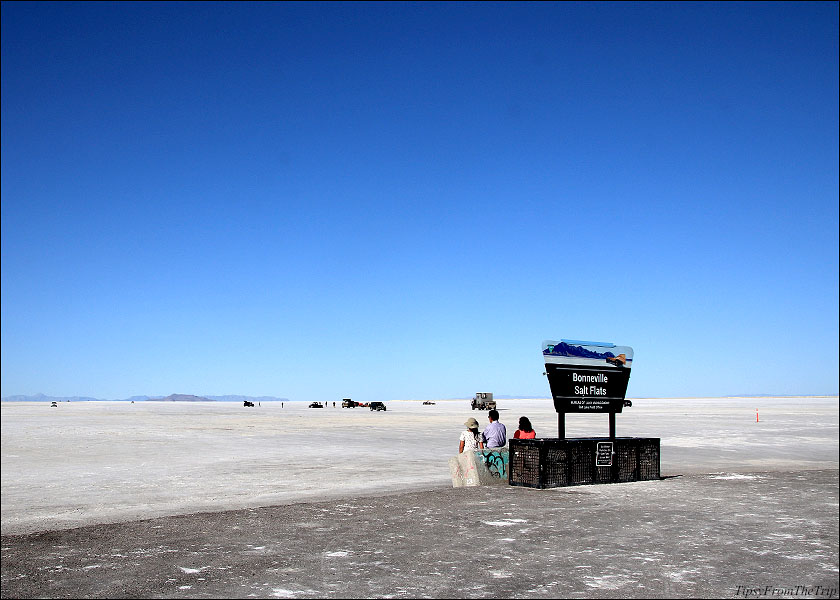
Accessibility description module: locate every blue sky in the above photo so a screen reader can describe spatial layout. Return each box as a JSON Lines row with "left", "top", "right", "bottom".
{"left": 2, "top": 2, "right": 838, "bottom": 401}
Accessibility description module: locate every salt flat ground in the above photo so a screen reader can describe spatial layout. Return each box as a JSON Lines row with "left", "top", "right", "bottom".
{"left": 1, "top": 398, "right": 838, "bottom": 599}
{"left": 1, "top": 397, "right": 838, "bottom": 534}
{"left": 1, "top": 397, "right": 837, "bottom": 535}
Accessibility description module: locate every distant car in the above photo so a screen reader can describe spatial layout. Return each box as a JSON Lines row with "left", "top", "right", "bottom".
{"left": 243, "top": 400, "right": 255, "bottom": 407}
{"left": 369, "top": 402, "right": 387, "bottom": 411}
{"left": 422, "top": 401, "right": 436, "bottom": 405}
{"left": 342, "top": 399, "right": 358, "bottom": 408}
{"left": 309, "top": 402, "right": 324, "bottom": 408}
{"left": 471, "top": 393, "right": 496, "bottom": 411}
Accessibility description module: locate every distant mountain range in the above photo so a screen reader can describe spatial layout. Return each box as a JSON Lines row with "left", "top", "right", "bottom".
{"left": 3, "top": 393, "right": 832, "bottom": 403}
{"left": 1, "top": 393, "right": 290, "bottom": 403}
{"left": 152, "top": 394, "right": 214, "bottom": 402}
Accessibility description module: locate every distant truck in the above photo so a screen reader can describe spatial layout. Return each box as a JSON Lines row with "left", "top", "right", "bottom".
{"left": 471, "top": 393, "right": 496, "bottom": 411}
{"left": 369, "top": 402, "right": 387, "bottom": 411}
{"left": 243, "top": 400, "right": 255, "bottom": 407}
{"left": 606, "top": 353, "right": 627, "bottom": 367}
{"left": 342, "top": 399, "right": 358, "bottom": 408}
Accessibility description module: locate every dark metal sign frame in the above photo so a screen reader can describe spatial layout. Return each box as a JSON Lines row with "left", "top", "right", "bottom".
{"left": 543, "top": 340, "right": 634, "bottom": 439}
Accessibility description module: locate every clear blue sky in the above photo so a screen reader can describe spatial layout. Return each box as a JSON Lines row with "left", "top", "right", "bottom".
{"left": 2, "top": 2, "right": 838, "bottom": 401}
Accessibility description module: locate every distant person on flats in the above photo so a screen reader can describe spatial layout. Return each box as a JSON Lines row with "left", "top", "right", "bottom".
{"left": 513, "top": 416, "right": 536, "bottom": 439}
{"left": 459, "top": 417, "right": 485, "bottom": 453}
{"left": 482, "top": 410, "right": 507, "bottom": 448}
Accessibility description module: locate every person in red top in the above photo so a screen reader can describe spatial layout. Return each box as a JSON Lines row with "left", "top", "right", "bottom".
{"left": 513, "top": 416, "right": 536, "bottom": 439}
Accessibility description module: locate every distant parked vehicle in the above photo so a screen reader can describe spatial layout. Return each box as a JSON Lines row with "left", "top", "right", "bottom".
{"left": 243, "top": 400, "right": 255, "bottom": 407}
{"left": 471, "top": 393, "right": 496, "bottom": 411}
{"left": 50, "top": 401, "right": 58, "bottom": 407}
{"left": 422, "top": 401, "right": 436, "bottom": 405}
{"left": 369, "top": 402, "right": 387, "bottom": 411}
{"left": 309, "top": 402, "right": 324, "bottom": 408}
{"left": 342, "top": 399, "right": 359, "bottom": 408}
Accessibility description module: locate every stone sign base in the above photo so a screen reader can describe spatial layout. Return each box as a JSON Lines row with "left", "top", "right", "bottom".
{"left": 509, "top": 437, "right": 660, "bottom": 489}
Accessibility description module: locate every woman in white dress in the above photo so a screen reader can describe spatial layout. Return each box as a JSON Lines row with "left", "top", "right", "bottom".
{"left": 459, "top": 417, "right": 485, "bottom": 453}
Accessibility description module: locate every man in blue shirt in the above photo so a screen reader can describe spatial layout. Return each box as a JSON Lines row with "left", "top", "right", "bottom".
{"left": 482, "top": 410, "right": 507, "bottom": 448}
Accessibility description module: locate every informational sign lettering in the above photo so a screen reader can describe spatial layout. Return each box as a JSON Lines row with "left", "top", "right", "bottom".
{"left": 596, "top": 442, "right": 614, "bottom": 467}
{"left": 543, "top": 340, "right": 633, "bottom": 414}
